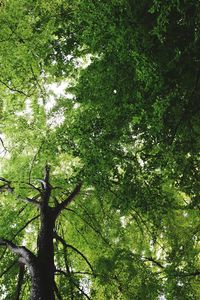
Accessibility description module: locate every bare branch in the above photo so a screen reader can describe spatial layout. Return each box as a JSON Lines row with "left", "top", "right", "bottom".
{"left": 0, "top": 238, "right": 36, "bottom": 267}
{"left": 54, "top": 183, "right": 82, "bottom": 217}
{"left": 17, "top": 205, "right": 27, "bottom": 216}
{"left": 0, "top": 177, "right": 9, "bottom": 183}
{"left": 55, "top": 269, "right": 68, "bottom": 276}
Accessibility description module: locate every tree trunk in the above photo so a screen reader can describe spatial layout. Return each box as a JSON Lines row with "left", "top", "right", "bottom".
{"left": 30, "top": 206, "right": 55, "bottom": 300}
{"left": 30, "top": 263, "right": 55, "bottom": 300}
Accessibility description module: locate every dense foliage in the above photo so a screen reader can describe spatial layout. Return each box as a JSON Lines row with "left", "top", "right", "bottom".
{"left": 0, "top": 0, "right": 199, "bottom": 299}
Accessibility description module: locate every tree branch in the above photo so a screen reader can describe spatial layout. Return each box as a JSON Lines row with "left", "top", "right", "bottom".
{"left": 15, "top": 262, "right": 25, "bottom": 300}
{"left": 0, "top": 79, "right": 28, "bottom": 96}
{"left": 177, "top": 270, "right": 200, "bottom": 278}
{"left": 72, "top": 271, "right": 95, "bottom": 277}
{"left": 54, "top": 281, "right": 63, "bottom": 300}
{"left": 17, "top": 195, "right": 40, "bottom": 206}
{"left": 61, "top": 231, "right": 75, "bottom": 300}
{"left": 39, "top": 163, "right": 52, "bottom": 206}
{"left": 26, "top": 182, "right": 41, "bottom": 193}
{"left": 0, "top": 137, "right": 8, "bottom": 153}
{"left": 54, "top": 233, "right": 93, "bottom": 273}
{"left": 0, "top": 177, "right": 13, "bottom": 193}
{"left": 64, "top": 208, "right": 111, "bottom": 247}
{"left": 54, "top": 183, "right": 82, "bottom": 217}
{"left": 0, "top": 259, "right": 17, "bottom": 278}
{"left": 30, "top": 64, "right": 47, "bottom": 98}
{"left": 44, "top": 163, "right": 51, "bottom": 185}
{"left": 0, "top": 177, "right": 42, "bottom": 207}
{"left": 71, "top": 279, "right": 91, "bottom": 300}
{"left": 0, "top": 239, "right": 36, "bottom": 268}
{"left": 12, "top": 215, "right": 39, "bottom": 240}
{"left": 144, "top": 257, "right": 164, "bottom": 269}
{"left": 55, "top": 269, "right": 91, "bottom": 300}
{"left": 55, "top": 268, "right": 75, "bottom": 300}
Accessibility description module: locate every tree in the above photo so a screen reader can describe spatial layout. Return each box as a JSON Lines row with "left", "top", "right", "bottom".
{"left": 0, "top": 166, "right": 82, "bottom": 300}
{"left": 0, "top": 0, "right": 200, "bottom": 299}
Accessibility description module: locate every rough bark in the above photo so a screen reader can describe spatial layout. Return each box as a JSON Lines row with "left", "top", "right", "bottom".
{"left": 30, "top": 261, "right": 55, "bottom": 300}
{"left": 30, "top": 207, "right": 55, "bottom": 300}
{"left": 29, "top": 166, "right": 56, "bottom": 300}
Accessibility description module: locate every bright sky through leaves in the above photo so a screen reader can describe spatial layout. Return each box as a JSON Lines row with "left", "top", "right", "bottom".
{"left": 0, "top": 0, "right": 199, "bottom": 299}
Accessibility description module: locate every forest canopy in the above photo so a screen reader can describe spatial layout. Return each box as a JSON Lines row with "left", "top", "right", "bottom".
{"left": 0, "top": 0, "right": 200, "bottom": 299}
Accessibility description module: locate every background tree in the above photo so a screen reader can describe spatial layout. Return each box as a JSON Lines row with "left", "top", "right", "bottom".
{"left": 0, "top": 0, "right": 199, "bottom": 299}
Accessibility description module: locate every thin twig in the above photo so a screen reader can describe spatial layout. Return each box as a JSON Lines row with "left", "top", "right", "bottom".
{"left": 55, "top": 269, "right": 91, "bottom": 300}
{"left": 12, "top": 215, "right": 39, "bottom": 240}
{"left": 0, "top": 137, "right": 8, "bottom": 153}
{"left": 0, "top": 79, "right": 28, "bottom": 96}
